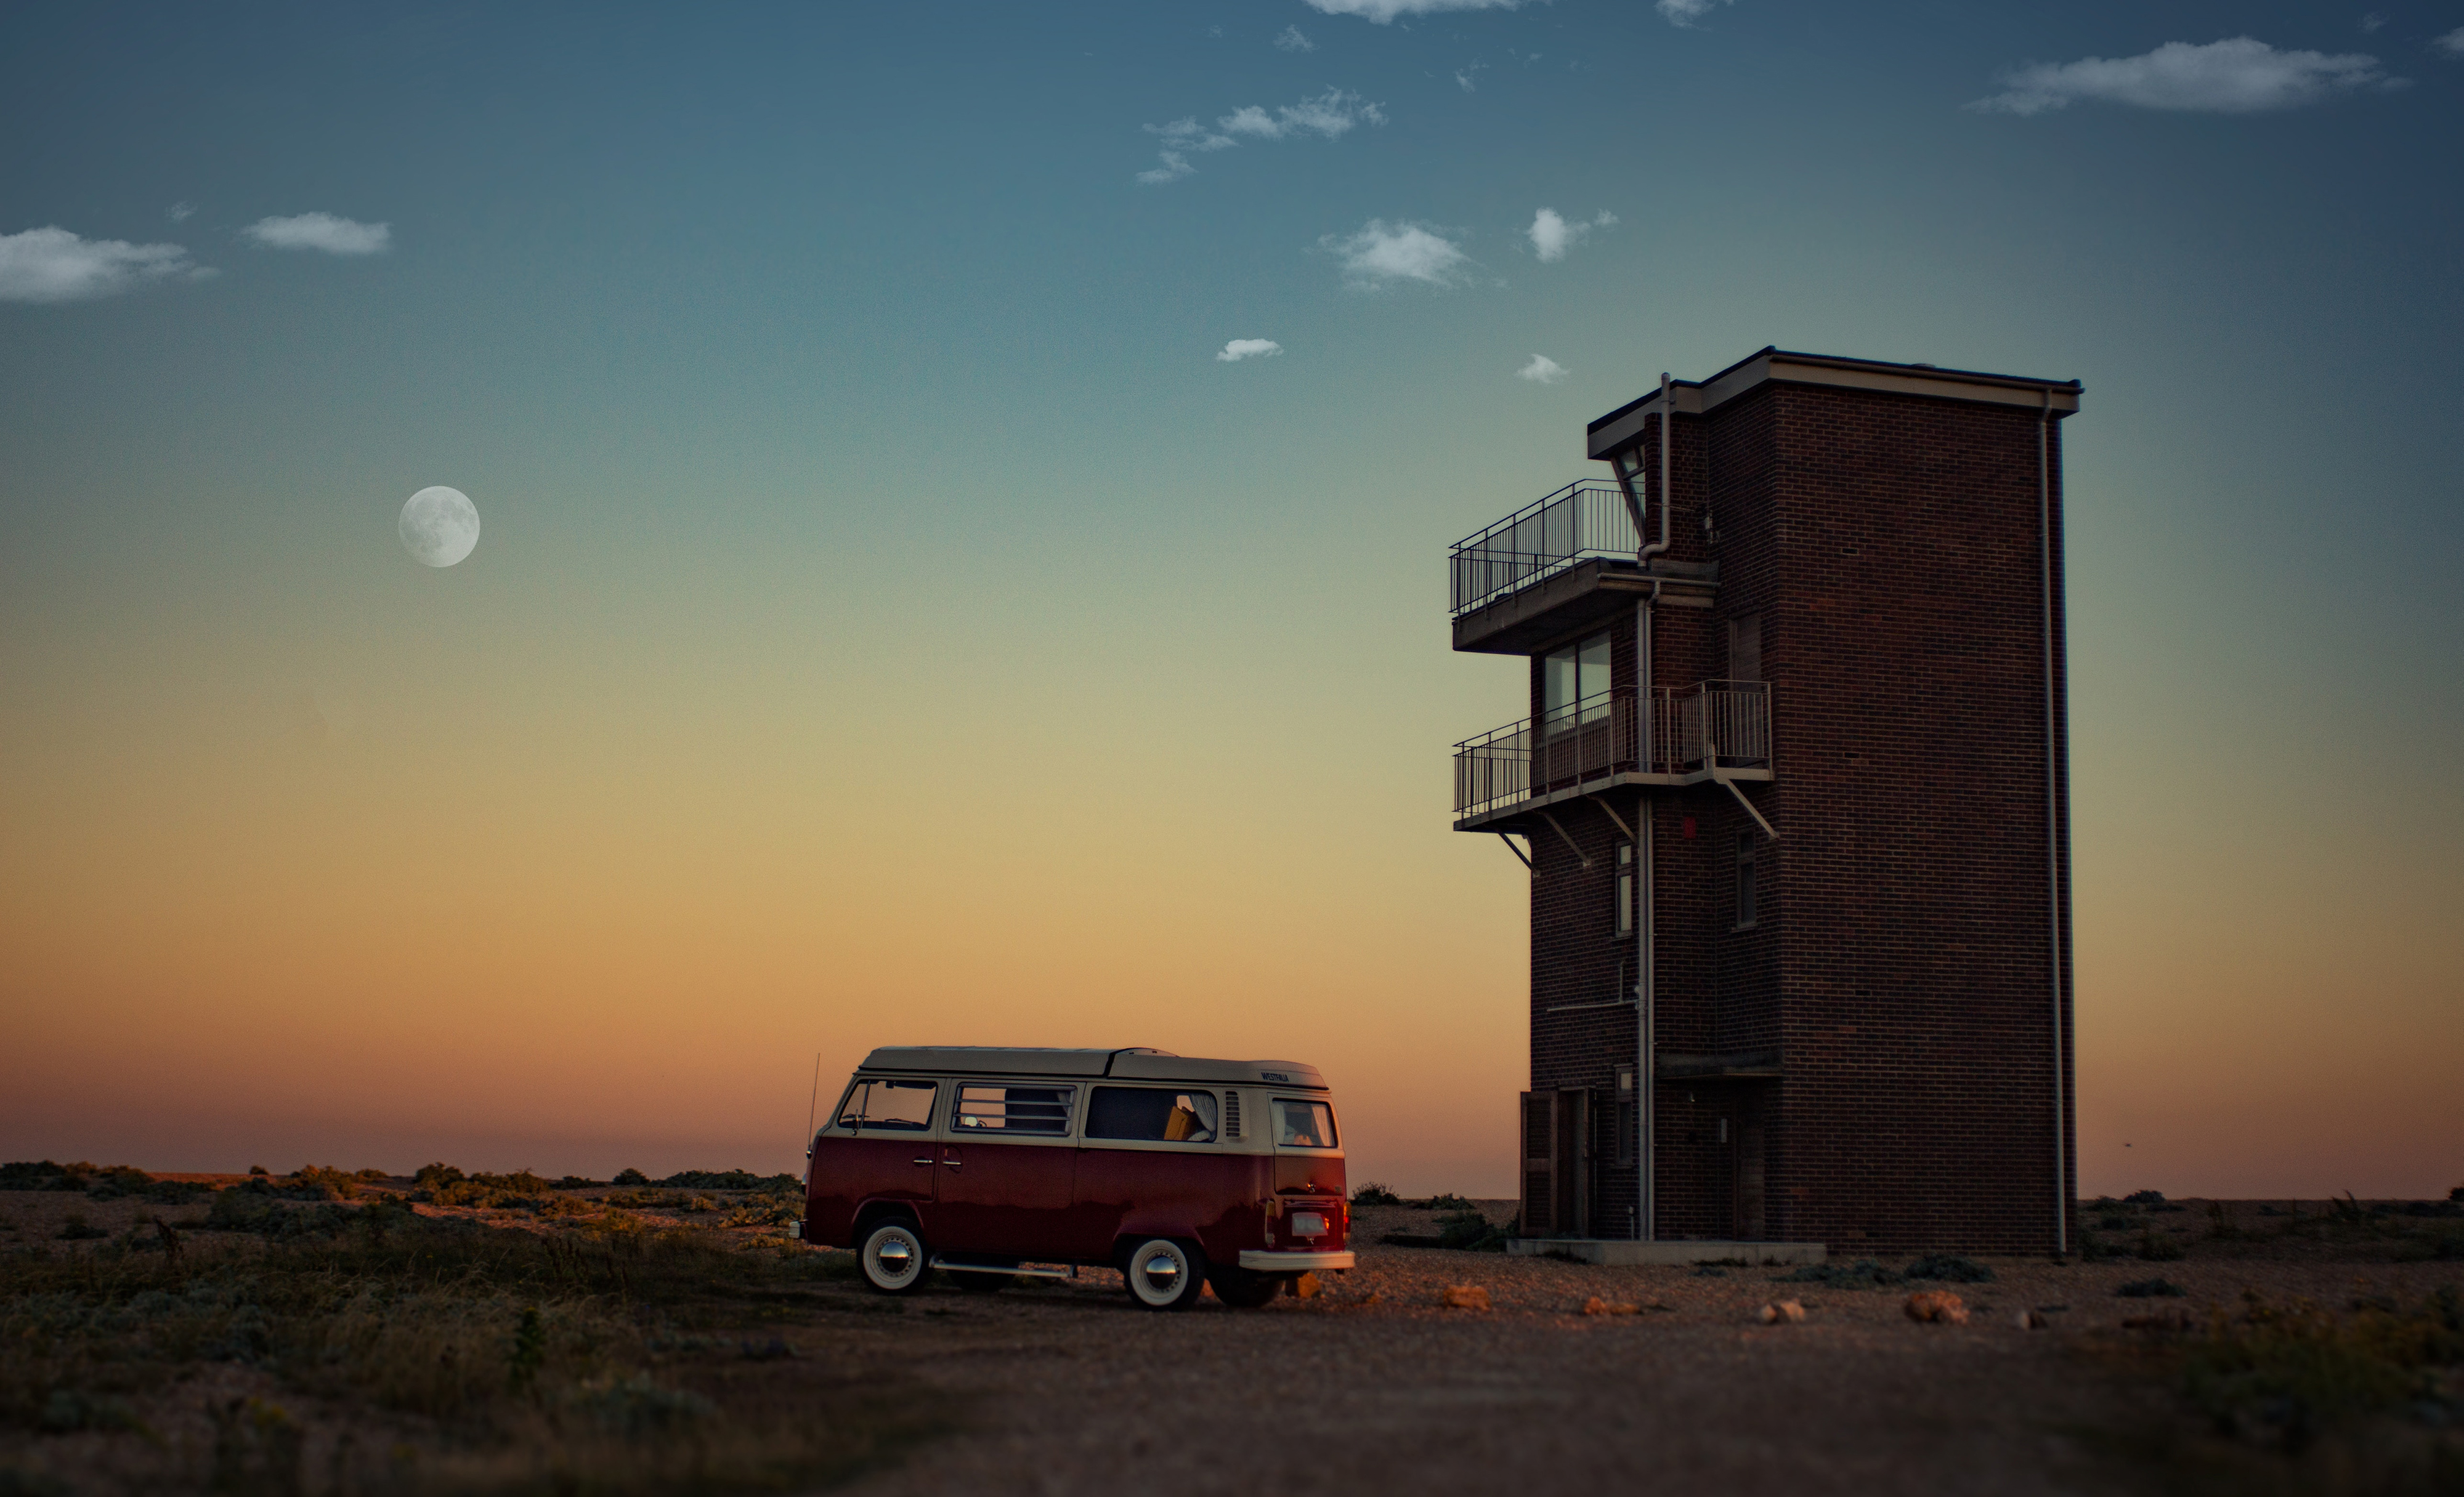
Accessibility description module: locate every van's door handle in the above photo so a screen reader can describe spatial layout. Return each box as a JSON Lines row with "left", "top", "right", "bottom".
{"left": 941, "top": 1158, "right": 962, "bottom": 1169}
{"left": 911, "top": 1156, "right": 934, "bottom": 1166}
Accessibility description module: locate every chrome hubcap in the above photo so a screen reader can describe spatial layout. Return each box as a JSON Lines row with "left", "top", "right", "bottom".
{"left": 1137, "top": 1248, "right": 1182, "bottom": 1295}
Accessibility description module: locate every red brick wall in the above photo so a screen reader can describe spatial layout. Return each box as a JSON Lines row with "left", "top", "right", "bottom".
{"left": 1519, "top": 379, "right": 2075, "bottom": 1254}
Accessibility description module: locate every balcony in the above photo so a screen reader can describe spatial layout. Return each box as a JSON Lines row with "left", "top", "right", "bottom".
{"left": 1449, "top": 482, "right": 1639, "bottom": 616}
{"left": 1448, "top": 481, "right": 1718, "bottom": 655}
{"left": 1453, "top": 682, "right": 1773, "bottom": 828}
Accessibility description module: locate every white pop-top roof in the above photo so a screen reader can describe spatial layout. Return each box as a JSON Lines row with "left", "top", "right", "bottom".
{"left": 856, "top": 1046, "right": 1329, "bottom": 1090}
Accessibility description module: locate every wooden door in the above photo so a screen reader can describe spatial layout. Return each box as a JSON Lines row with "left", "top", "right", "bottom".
{"left": 1732, "top": 1096, "right": 1767, "bottom": 1241}
{"left": 1519, "top": 1092, "right": 1552, "bottom": 1236}
{"left": 1554, "top": 1089, "right": 1591, "bottom": 1239}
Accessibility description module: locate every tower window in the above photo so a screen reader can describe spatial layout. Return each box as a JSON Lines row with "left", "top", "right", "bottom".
{"left": 1728, "top": 613, "right": 1762, "bottom": 684}
{"left": 1615, "top": 841, "right": 1634, "bottom": 937}
{"left": 1735, "top": 830, "right": 1757, "bottom": 929}
{"left": 1542, "top": 630, "right": 1612, "bottom": 729}
{"left": 1615, "top": 1068, "right": 1636, "bottom": 1169}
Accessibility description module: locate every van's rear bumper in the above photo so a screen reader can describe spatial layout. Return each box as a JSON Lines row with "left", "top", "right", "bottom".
{"left": 1236, "top": 1249, "right": 1355, "bottom": 1272}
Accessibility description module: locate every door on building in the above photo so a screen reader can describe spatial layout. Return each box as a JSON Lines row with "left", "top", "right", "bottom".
{"left": 1518, "top": 1089, "right": 1592, "bottom": 1238}
{"left": 1730, "top": 1092, "right": 1767, "bottom": 1241}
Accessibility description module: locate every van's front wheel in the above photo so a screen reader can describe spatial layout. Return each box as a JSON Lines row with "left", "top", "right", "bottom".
{"left": 859, "top": 1220, "right": 931, "bottom": 1296}
{"left": 1122, "top": 1238, "right": 1206, "bottom": 1311}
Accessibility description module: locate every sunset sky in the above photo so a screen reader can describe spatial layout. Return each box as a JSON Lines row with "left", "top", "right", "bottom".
{"left": 4, "top": 0, "right": 2460, "bottom": 1200}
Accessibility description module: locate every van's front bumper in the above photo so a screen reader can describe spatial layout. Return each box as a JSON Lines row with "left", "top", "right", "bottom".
{"left": 1236, "top": 1249, "right": 1356, "bottom": 1272}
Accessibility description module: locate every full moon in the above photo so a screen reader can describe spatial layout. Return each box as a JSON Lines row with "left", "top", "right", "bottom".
{"left": 399, "top": 486, "right": 480, "bottom": 567}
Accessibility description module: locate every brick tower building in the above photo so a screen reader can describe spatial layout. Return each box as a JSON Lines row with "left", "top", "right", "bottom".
{"left": 1449, "top": 349, "right": 2081, "bottom": 1256}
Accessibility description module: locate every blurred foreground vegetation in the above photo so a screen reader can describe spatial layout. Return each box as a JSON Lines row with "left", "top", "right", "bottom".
{"left": 0, "top": 1163, "right": 933, "bottom": 1496}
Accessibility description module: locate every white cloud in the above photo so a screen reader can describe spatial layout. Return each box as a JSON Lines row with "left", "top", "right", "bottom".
{"left": 167, "top": 201, "right": 195, "bottom": 223}
{"left": 1137, "top": 89, "right": 1384, "bottom": 184}
{"left": 243, "top": 212, "right": 391, "bottom": 254}
{"left": 2361, "top": 13, "right": 2387, "bottom": 33}
{"left": 2437, "top": 26, "right": 2464, "bottom": 55}
{"left": 1455, "top": 62, "right": 1488, "bottom": 92}
{"left": 1526, "top": 208, "right": 1616, "bottom": 262}
{"left": 1274, "top": 25, "right": 1315, "bottom": 52}
{"left": 0, "top": 225, "right": 213, "bottom": 304}
{"left": 1305, "top": 0, "right": 1519, "bottom": 21}
{"left": 1656, "top": 0, "right": 1734, "bottom": 28}
{"left": 1321, "top": 219, "right": 1473, "bottom": 289}
{"left": 1971, "top": 37, "right": 2394, "bottom": 115}
{"left": 1517, "top": 354, "right": 1568, "bottom": 384}
{"left": 1217, "top": 339, "right": 1284, "bottom": 362}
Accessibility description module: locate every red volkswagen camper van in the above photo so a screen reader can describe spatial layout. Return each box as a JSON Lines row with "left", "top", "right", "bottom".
{"left": 803, "top": 1047, "right": 1353, "bottom": 1309}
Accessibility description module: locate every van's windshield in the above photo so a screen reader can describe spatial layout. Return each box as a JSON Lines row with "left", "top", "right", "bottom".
{"left": 1273, "top": 1098, "right": 1338, "bottom": 1149}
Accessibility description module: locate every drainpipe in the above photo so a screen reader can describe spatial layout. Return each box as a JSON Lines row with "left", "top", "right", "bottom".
{"left": 2040, "top": 388, "right": 2068, "bottom": 1256}
{"left": 1634, "top": 373, "right": 1674, "bottom": 1242}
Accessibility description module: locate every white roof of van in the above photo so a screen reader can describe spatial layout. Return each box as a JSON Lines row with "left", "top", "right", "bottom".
{"left": 857, "top": 1046, "right": 1328, "bottom": 1090}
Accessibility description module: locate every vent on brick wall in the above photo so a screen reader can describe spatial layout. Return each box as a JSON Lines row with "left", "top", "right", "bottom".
{"left": 1225, "top": 1091, "right": 1242, "bottom": 1139}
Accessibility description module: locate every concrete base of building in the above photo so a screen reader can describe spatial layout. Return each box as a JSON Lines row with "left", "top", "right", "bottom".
{"left": 1505, "top": 1238, "right": 1827, "bottom": 1266}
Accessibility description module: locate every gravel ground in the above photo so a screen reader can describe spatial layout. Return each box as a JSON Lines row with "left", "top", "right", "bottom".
{"left": 9, "top": 1188, "right": 2457, "bottom": 1495}
{"left": 808, "top": 1204, "right": 2464, "bottom": 1497}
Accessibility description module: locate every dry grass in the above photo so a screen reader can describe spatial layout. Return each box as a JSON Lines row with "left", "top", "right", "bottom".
{"left": 0, "top": 1189, "right": 925, "bottom": 1496}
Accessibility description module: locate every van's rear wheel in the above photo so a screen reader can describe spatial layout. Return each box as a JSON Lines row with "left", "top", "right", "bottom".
{"left": 1207, "top": 1265, "right": 1281, "bottom": 1309}
{"left": 859, "top": 1220, "right": 931, "bottom": 1296}
{"left": 1123, "top": 1238, "right": 1206, "bottom": 1311}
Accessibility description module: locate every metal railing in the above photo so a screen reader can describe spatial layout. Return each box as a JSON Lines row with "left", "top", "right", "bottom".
{"left": 1449, "top": 480, "right": 1640, "bottom": 616}
{"left": 1452, "top": 682, "right": 1773, "bottom": 819}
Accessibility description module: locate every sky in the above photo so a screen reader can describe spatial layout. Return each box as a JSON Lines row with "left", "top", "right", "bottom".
{"left": 3, "top": 0, "right": 2460, "bottom": 1201}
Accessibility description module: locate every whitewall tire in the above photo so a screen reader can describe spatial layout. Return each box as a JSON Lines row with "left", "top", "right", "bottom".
{"left": 1124, "top": 1237, "right": 1206, "bottom": 1311}
{"left": 860, "top": 1221, "right": 931, "bottom": 1296}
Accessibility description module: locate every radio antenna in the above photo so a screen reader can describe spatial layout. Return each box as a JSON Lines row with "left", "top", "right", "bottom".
{"left": 804, "top": 1051, "right": 823, "bottom": 1144}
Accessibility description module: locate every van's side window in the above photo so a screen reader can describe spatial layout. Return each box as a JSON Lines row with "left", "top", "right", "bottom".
{"left": 1273, "top": 1099, "right": 1338, "bottom": 1149}
{"left": 953, "top": 1084, "right": 1074, "bottom": 1136}
{"left": 837, "top": 1079, "right": 936, "bottom": 1132}
{"left": 1085, "top": 1087, "right": 1217, "bottom": 1144}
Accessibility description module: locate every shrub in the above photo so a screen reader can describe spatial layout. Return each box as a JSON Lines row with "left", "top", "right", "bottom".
{"left": 1350, "top": 1183, "right": 1401, "bottom": 1206}
{"left": 2138, "top": 1226, "right": 2187, "bottom": 1262}
{"left": 1434, "top": 1208, "right": 1511, "bottom": 1252}
{"left": 80, "top": 1166, "right": 153, "bottom": 1199}
{"left": 415, "top": 1163, "right": 466, "bottom": 1188}
{"left": 58, "top": 1212, "right": 107, "bottom": 1241}
{"left": 1776, "top": 1259, "right": 1903, "bottom": 1288}
{"left": 247, "top": 1165, "right": 269, "bottom": 1176}
{"left": 285, "top": 1166, "right": 362, "bottom": 1201}
{"left": 554, "top": 1176, "right": 601, "bottom": 1190}
{"left": 657, "top": 1169, "right": 798, "bottom": 1193}
{"left": 2123, "top": 1189, "right": 2166, "bottom": 1206}
{"left": 2118, "top": 1278, "right": 2187, "bottom": 1298}
{"left": 354, "top": 1168, "right": 389, "bottom": 1182}
{"left": 1905, "top": 1254, "right": 1995, "bottom": 1283}
{"left": 2178, "top": 1287, "right": 2464, "bottom": 1453}
{"left": 612, "top": 1168, "right": 648, "bottom": 1186}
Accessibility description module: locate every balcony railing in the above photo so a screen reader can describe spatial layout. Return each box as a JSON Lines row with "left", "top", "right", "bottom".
{"left": 1449, "top": 481, "right": 1639, "bottom": 616}
{"left": 1452, "top": 682, "right": 1773, "bottom": 820}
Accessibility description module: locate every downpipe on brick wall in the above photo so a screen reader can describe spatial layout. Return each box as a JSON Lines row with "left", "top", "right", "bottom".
{"left": 2041, "top": 387, "right": 2069, "bottom": 1256}
{"left": 1633, "top": 373, "right": 1676, "bottom": 1241}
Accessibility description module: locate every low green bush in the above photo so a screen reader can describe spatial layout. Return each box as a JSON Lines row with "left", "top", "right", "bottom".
{"left": 2118, "top": 1278, "right": 2187, "bottom": 1298}
{"left": 1349, "top": 1183, "right": 1401, "bottom": 1206}
{"left": 1905, "top": 1254, "right": 1995, "bottom": 1283}
{"left": 1775, "top": 1259, "right": 1904, "bottom": 1288}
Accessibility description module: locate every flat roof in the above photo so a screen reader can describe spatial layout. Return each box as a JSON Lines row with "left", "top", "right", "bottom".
{"left": 1586, "top": 347, "right": 2082, "bottom": 460}
{"left": 856, "top": 1046, "right": 1329, "bottom": 1089}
